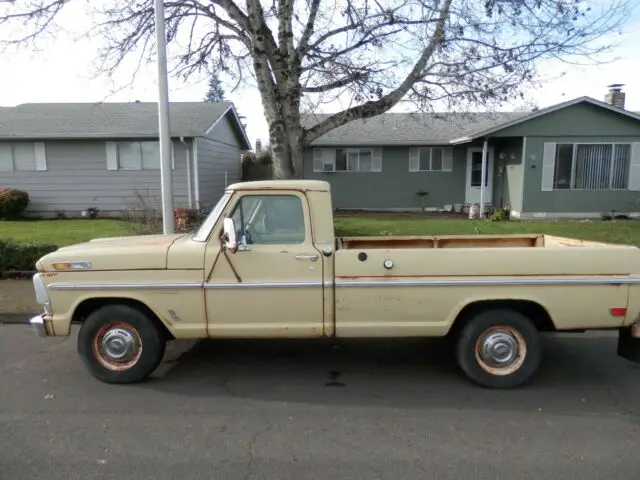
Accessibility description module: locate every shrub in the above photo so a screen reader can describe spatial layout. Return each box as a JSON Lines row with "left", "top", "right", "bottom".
{"left": 488, "top": 207, "right": 511, "bottom": 222}
{"left": 0, "top": 188, "right": 29, "bottom": 219}
{"left": 120, "top": 190, "right": 163, "bottom": 235}
{"left": 0, "top": 239, "right": 58, "bottom": 273}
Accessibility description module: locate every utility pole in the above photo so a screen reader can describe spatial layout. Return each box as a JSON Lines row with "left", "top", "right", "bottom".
{"left": 154, "top": 0, "right": 174, "bottom": 234}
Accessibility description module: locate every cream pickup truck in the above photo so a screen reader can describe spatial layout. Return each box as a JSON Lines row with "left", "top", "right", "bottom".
{"left": 29, "top": 180, "right": 640, "bottom": 388}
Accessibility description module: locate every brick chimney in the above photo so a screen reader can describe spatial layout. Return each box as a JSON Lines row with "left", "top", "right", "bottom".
{"left": 604, "top": 84, "right": 626, "bottom": 109}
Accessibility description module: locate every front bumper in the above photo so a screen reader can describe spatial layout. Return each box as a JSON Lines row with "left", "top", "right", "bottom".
{"left": 29, "top": 314, "right": 48, "bottom": 338}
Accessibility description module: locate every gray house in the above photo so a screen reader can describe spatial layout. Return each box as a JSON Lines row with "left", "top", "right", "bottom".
{"left": 303, "top": 87, "right": 640, "bottom": 219}
{"left": 0, "top": 101, "right": 250, "bottom": 217}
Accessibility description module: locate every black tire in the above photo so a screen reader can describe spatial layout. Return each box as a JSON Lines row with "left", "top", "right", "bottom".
{"left": 77, "top": 304, "right": 166, "bottom": 384}
{"left": 455, "top": 308, "right": 541, "bottom": 389}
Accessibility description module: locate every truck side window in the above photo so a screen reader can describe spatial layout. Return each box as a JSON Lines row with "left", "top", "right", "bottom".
{"left": 230, "top": 195, "right": 306, "bottom": 244}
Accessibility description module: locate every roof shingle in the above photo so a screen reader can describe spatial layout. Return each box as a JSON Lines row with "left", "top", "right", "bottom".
{"left": 0, "top": 101, "right": 233, "bottom": 139}
{"left": 302, "top": 111, "right": 530, "bottom": 145}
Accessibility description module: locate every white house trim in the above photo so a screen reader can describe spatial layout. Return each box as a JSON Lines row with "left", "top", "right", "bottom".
{"left": 517, "top": 136, "right": 527, "bottom": 211}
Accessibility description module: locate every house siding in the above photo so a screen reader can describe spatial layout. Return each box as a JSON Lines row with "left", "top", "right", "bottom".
{"left": 492, "top": 102, "right": 640, "bottom": 137}
{"left": 303, "top": 146, "right": 467, "bottom": 209}
{"left": 0, "top": 139, "right": 191, "bottom": 217}
{"left": 522, "top": 136, "right": 640, "bottom": 214}
{"left": 196, "top": 113, "right": 243, "bottom": 210}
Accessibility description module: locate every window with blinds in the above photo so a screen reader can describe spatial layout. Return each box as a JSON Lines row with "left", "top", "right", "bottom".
{"left": 553, "top": 143, "right": 631, "bottom": 190}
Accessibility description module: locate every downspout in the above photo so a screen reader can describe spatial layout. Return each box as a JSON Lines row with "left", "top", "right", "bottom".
{"left": 180, "top": 136, "right": 193, "bottom": 208}
{"left": 193, "top": 137, "right": 201, "bottom": 209}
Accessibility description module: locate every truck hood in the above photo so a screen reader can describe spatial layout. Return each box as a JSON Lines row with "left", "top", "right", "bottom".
{"left": 38, "top": 234, "right": 186, "bottom": 271}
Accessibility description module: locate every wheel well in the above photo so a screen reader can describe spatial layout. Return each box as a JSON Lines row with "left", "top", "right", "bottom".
{"left": 448, "top": 299, "right": 556, "bottom": 337}
{"left": 71, "top": 298, "right": 175, "bottom": 341}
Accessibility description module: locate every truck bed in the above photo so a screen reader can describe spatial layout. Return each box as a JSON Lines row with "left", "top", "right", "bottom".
{"left": 337, "top": 234, "right": 619, "bottom": 250}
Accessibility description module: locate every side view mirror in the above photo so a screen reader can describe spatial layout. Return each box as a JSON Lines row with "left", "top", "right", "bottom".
{"left": 222, "top": 217, "right": 238, "bottom": 253}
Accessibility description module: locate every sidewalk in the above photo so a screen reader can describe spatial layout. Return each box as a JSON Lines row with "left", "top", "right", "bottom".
{"left": 0, "top": 279, "right": 38, "bottom": 324}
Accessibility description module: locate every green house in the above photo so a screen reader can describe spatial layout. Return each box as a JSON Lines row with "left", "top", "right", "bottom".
{"left": 302, "top": 91, "right": 640, "bottom": 219}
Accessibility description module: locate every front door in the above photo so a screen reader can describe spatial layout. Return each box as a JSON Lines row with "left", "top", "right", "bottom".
{"left": 465, "top": 147, "right": 494, "bottom": 205}
{"left": 204, "top": 191, "right": 325, "bottom": 338}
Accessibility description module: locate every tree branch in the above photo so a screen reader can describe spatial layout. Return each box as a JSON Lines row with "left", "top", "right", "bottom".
{"left": 277, "top": 0, "right": 295, "bottom": 60}
{"left": 295, "top": 0, "right": 321, "bottom": 60}
{"left": 304, "top": 0, "right": 454, "bottom": 143}
{"left": 302, "top": 71, "right": 367, "bottom": 93}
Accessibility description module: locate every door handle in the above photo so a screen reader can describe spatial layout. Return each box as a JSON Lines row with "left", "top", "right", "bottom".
{"left": 295, "top": 254, "right": 319, "bottom": 262}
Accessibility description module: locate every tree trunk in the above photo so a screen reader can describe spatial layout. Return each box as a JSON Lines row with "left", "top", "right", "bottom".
{"left": 269, "top": 90, "right": 304, "bottom": 179}
{"left": 269, "top": 119, "right": 296, "bottom": 179}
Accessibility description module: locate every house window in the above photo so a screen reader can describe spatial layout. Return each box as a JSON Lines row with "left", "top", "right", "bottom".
{"left": 335, "top": 148, "right": 373, "bottom": 172}
{"left": 553, "top": 143, "right": 631, "bottom": 190}
{"left": 313, "top": 147, "right": 382, "bottom": 173}
{"left": 0, "top": 142, "right": 46, "bottom": 171}
{"left": 418, "top": 147, "right": 445, "bottom": 171}
{"left": 409, "top": 147, "right": 453, "bottom": 172}
{"left": 116, "top": 141, "right": 161, "bottom": 170}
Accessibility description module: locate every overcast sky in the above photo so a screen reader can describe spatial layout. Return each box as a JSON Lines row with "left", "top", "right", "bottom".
{"left": 0, "top": 4, "right": 638, "bottom": 148}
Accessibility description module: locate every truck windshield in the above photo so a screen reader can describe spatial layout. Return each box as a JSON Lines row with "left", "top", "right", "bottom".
{"left": 192, "top": 191, "right": 232, "bottom": 242}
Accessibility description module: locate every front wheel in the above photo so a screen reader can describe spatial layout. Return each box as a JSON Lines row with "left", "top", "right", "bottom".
{"left": 77, "top": 304, "right": 166, "bottom": 384}
{"left": 455, "top": 309, "right": 541, "bottom": 389}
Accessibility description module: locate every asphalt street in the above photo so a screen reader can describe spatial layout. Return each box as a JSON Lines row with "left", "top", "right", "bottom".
{"left": 1, "top": 322, "right": 639, "bottom": 480}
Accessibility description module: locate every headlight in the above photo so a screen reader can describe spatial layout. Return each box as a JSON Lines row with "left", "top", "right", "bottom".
{"left": 32, "top": 274, "right": 53, "bottom": 315}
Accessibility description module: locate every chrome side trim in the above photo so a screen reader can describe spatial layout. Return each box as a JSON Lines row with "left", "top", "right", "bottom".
{"left": 205, "top": 281, "right": 326, "bottom": 289}
{"left": 49, "top": 282, "right": 203, "bottom": 291}
{"left": 48, "top": 281, "right": 332, "bottom": 291}
{"left": 335, "top": 275, "right": 640, "bottom": 288}
{"left": 46, "top": 275, "right": 640, "bottom": 292}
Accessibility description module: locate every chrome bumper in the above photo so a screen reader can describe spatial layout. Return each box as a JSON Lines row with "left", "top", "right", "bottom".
{"left": 29, "top": 314, "right": 48, "bottom": 338}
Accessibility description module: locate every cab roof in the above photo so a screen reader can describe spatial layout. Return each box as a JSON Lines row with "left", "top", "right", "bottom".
{"left": 226, "top": 179, "right": 330, "bottom": 191}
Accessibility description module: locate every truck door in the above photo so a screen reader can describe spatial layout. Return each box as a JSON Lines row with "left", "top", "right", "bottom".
{"left": 204, "top": 191, "right": 325, "bottom": 337}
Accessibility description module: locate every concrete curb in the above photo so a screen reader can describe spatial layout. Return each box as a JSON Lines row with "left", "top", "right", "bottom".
{"left": 0, "top": 313, "right": 36, "bottom": 324}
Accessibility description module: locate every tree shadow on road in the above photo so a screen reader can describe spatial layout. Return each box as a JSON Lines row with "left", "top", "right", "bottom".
{"left": 140, "top": 333, "right": 640, "bottom": 418}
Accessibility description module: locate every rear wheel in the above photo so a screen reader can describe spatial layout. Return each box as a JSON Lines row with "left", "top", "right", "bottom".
{"left": 455, "top": 308, "right": 541, "bottom": 389}
{"left": 77, "top": 304, "right": 166, "bottom": 384}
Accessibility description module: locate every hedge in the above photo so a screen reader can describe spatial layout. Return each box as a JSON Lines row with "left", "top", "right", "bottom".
{"left": 0, "top": 239, "right": 58, "bottom": 273}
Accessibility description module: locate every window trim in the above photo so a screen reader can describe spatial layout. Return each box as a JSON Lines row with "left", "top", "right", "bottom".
{"left": 552, "top": 142, "right": 632, "bottom": 191}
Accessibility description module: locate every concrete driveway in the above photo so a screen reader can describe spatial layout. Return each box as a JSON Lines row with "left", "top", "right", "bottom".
{"left": 1, "top": 323, "right": 639, "bottom": 480}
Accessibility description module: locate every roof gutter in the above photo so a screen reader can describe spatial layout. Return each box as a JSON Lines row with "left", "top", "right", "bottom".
{"left": 449, "top": 136, "right": 472, "bottom": 145}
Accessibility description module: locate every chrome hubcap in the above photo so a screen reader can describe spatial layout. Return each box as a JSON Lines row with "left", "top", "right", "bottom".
{"left": 100, "top": 327, "right": 139, "bottom": 363}
{"left": 479, "top": 331, "right": 519, "bottom": 367}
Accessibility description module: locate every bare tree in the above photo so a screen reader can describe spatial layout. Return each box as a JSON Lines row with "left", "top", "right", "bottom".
{"left": 0, "top": 0, "right": 633, "bottom": 178}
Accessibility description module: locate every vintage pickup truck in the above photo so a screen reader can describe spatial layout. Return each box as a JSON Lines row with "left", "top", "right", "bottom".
{"left": 29, "top": 180, "right": 640, "bottom": 388}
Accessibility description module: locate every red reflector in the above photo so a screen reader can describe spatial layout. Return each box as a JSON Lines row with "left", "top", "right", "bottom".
{"left": 610, "top": 308, "right": 627, "bottom": 317}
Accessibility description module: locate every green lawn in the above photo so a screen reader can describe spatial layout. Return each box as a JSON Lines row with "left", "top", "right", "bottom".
{"left": 0, "top": 219, "right": 130, "bottom": 246}
{"left": 2, "top": 216, "right": 640, "bottom": 248}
